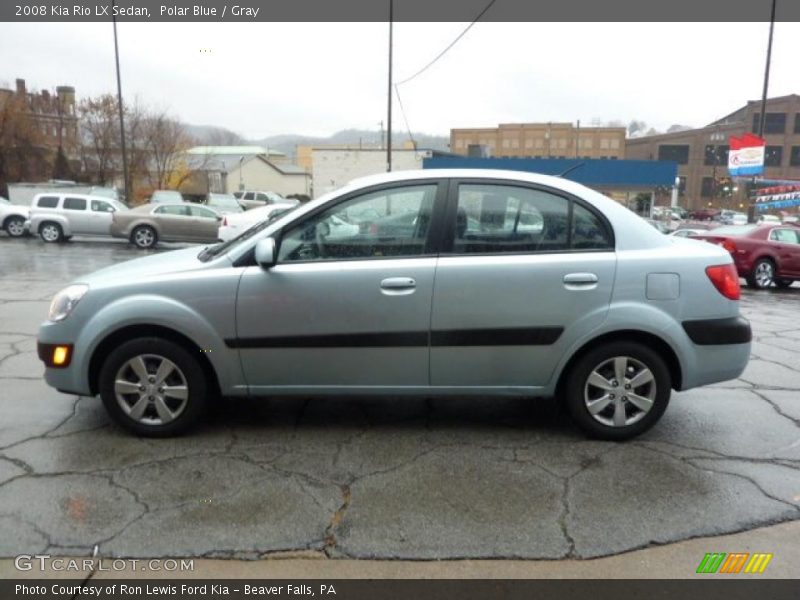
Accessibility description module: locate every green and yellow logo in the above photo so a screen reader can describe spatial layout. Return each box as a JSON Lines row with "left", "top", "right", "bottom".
{"left": 696, "top": 552, "right": 773, "bottom": 574}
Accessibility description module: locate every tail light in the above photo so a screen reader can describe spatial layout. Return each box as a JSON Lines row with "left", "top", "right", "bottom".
{"left": 721, "top": 239, "right": 736, "bottom": 253}
{"left": 705, "top": 264, "right": 741, "bottom": 300}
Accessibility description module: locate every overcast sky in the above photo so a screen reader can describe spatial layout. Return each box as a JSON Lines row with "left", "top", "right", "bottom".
{"left": 2, "top": 22, "right": 799, "bottom": 139}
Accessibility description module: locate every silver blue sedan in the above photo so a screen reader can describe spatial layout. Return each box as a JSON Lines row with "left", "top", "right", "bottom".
{"left": 38, "top": 169, "right": 751, "bottom": 439}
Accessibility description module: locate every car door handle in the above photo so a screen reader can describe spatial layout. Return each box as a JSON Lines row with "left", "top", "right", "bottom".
{"left": 563, "top": 273, "right": 598, "bottom": 284}
{"left": 380, "top": 277, "right": 416, "bottom": 295}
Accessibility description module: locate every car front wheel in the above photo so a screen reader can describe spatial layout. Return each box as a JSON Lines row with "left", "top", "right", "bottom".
{"left": 565, "top": 341, "right": 671, "bottom": 440}
{"left": 4, "top": 216, "right": 26, "bottom": 237}
{"left": 747, "top": 258, "right": 776, "bottom": 289}
{"left": 39, "top": 222, "right": 63, "bottom": 243}
{"left": 99, "top": 338, "right": 208, "bottom": 436}
{"left": 131, "top": 225, "right": 157, "bottom": 249}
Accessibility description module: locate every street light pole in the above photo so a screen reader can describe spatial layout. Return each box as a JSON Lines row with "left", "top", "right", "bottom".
{"left": 111, "top": 0, "right": 130, "bottom": 202}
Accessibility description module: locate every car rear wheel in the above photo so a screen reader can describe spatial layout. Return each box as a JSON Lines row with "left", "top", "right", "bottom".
{"left": 131, "top": 225, "right": 157, "bottom": 249}
{"left": 39, "top": 222, "right": 63, "bottom": 243}
{"left": 4, "top": 216, "right": 26, "bottom": 237}
{"left": 99, "top": 338, "right": 208, "bottom": 437}
{"left": 565, "top": 341, "right": 671, "bottom": 440}
{"left": 774, "top": 278, "right": 794, "bottom": 289}
{"left": 746, "top": 258, "right": 775, "bottom": 289}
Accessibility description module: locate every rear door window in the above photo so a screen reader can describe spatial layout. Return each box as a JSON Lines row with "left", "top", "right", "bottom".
{"left": 449, "top": 183, "right": 613, "bottom": 254}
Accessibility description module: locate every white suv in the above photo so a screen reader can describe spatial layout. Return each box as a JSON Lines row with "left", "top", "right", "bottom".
{"left": 27, "top": 193, "right": 128, "bottom": 243}
{"left": 0, "top": 197, "right": 30, "bottom": 238}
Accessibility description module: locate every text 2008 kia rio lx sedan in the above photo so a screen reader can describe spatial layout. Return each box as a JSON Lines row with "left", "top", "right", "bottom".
{"left": 37, "top": 170, "right": 751, "bottom": 440}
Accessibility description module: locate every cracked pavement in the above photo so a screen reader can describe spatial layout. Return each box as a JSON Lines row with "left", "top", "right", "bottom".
{"left": 0, "top": 236, "right": 799, "bottom": 560}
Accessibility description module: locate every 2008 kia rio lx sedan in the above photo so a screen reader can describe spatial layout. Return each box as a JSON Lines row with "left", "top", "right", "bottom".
{"left": 37, "top": 169, "right": 752, "bottom": 440}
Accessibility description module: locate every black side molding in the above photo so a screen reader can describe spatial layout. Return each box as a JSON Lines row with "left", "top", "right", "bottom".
{"left": 682, "top": 317, "right": 752, "bottom": 346}
{"left": 225, "top": 327, "right": 564, "bottom": 349}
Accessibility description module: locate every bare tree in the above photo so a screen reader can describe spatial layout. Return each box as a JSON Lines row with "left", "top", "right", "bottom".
{"left": 141, "top": 110, "right": 196, "bottom": 191}
{"left": 0, "top": 92, "right": 48, "bottom": 194}
{"left": 78, "top": 94, "right": 121, "bottom": 186}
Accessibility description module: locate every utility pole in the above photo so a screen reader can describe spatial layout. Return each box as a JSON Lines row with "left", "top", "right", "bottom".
{"left": 386, "top": 0, "right": 393, "bottom": 172}
{"left": 758, "top": 0, "right": 777, "bottom": 138}
{"left": 111, "top": 0, "right": 130, "bottom": 202}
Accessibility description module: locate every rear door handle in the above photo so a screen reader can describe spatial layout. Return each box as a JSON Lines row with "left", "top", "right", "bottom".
{"left": 380, "top": 277, "right": 416, "bottom": 295}
{"left": 563, "top": 273, "right": 598, "bottom": 284}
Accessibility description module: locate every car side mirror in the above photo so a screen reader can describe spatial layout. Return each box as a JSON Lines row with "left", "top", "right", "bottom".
{"left": 216, "top": 215, "right": 223, "bottom": 222}
{"left": 255, "top": 238, "right": 277, "bottom": 269}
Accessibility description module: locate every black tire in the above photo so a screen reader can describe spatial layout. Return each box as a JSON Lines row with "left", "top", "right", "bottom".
{"left": 98, "top": 337, "right": 208, "bottom": 437}
{"left": 131, "top": 225, "right": 157, "bottom": 249}
{"left": 745, "top": 258, "right": 776, "bottom": 289}
{"left": 4, "top": 216, "right": 26, "bottom": 238}
{"left": 774, "top": 278, "right": 794, "bottom": 289}
{"left": 564, "top": 341, "right": 671, "bottom": 441}
{"left": 39, "top": 222, "right": 63, "bottom": 243}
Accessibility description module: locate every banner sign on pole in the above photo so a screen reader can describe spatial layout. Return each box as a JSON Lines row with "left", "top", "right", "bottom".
{"left": 749, "top": 180, "right": 800, "bottom": 211}
{"left": 728, "top": 133, "right": 765, "bottom": 176}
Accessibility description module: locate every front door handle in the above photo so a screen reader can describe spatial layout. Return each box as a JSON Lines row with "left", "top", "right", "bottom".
{"left": 380, "top": 277, "right": 416, "bottom": 295}
{"left": 563, "top": 273, "right": 598, "bottom": 284}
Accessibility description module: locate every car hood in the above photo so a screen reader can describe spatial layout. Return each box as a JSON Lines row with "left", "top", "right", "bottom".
{"left": 78, "top": 246, "right": 227, "bottom": 287}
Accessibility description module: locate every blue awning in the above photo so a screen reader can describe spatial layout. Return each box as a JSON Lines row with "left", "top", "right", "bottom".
{"left": 422, "top": 157, "right": 678, "bottom": 188}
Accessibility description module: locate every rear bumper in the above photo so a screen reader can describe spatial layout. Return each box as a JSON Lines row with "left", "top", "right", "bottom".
{"left": 682, "top": 316, "right": 752, "bottom": 345}
{"left": 678, "top": 317, "right": 751, "bottom": 390}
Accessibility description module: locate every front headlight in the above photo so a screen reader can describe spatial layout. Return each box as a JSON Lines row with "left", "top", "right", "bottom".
{"left": 48, "top": 284, "right": 89, "bottom": 322}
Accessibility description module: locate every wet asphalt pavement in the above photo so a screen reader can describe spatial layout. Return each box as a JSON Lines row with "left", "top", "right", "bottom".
{"left": 0, "top": 235, "right": 798, "bottom": 560}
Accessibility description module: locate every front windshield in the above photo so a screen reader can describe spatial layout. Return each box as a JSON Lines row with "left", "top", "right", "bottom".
{"left": 198, "top": 206, "right": 295, "bottom": 261}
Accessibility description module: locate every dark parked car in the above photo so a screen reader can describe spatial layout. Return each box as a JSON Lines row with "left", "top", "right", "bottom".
{"left": 693, "top": 224, "right": 800, "bottom": 289}
{"left": 689, "top": 208, "right": 721, "bottom": 221}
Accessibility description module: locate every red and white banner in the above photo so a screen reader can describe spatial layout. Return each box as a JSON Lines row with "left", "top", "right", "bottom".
{"left": 728, "top": 133, "right": 765, "bottom": 177}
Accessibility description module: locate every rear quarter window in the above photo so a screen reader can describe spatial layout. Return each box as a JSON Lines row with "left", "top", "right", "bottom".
{"left": 63, "top": 197, "right": 87, "bottom": 211}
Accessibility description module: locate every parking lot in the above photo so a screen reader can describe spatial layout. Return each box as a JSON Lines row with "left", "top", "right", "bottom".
{"left": 0, "top": 235, "right": 798, "bottom": 561}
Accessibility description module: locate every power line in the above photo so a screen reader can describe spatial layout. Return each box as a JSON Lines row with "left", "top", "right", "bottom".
{"left": 394, "top": 84, "right": 416, "bottom": 149}
{"left": 395, "top": 0, "right": 498, "bottom": 86}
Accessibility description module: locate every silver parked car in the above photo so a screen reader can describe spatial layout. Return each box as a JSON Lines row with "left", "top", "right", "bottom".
{"left": 110, "top": 203, "right": 222, "bottom": 249}
{"left": 27, "top": 193, "right": 128, "bottom": 242}
{"left": 37, "top": 170, "right": 751, "bottom": 439}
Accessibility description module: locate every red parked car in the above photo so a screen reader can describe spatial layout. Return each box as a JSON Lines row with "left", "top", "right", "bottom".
{"left": 693, "top": 224, "right": 800, "bottom": 289}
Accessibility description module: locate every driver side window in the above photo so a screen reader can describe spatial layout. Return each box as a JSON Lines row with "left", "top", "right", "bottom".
{"left": 278, "top": 184, "right": 437, "bottom": 262}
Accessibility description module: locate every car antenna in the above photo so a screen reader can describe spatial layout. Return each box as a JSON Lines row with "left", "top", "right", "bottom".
{"left": 557, "top": 162, "right": 586, "bottom": 178}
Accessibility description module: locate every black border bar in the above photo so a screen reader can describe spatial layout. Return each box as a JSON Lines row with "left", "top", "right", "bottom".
{"left": 3, "top": 0, "right": 800, "bottom": 22}
{"left": 4, "top": 579, "right": 799, "bottom": 600}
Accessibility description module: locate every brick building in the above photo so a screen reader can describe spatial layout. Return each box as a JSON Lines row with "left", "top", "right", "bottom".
{"left": 450, "top": 122, "right": 627, "bottom": 160}
{"left": 625, "top": 95, "right": 800, "bottom": 210}
{"left": 0, "top": 78, "right": 79, "bottom": 157}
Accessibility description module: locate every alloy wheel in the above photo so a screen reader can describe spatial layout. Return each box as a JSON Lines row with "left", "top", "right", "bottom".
{"left": 6, "top": 218, "right": 25, "bottom": 237}
{"left": 114, "top": 354, "right": 189, "bottom": 425}
{"left": 583, "top": 355, "right": 656, "bottom": 428}
{"left": 41, "top": 224, "right": 60, "bottom": 242}
{"left": 754, "top": 261, "right": 774, "bottom": 288}
{"left": 134, "top": 227, "right": 155, "bottom": 248}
